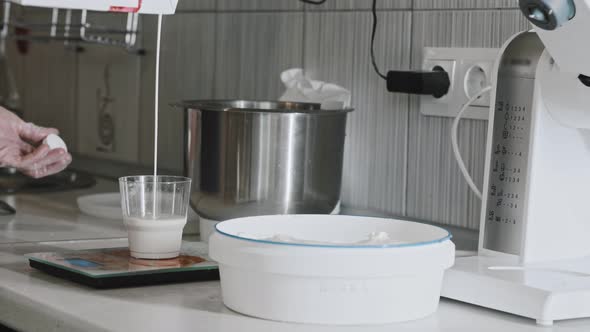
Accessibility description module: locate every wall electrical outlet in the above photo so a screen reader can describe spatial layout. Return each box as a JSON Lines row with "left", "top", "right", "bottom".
{"left": 419, "top": 47, "right": 499, "bottom": 120}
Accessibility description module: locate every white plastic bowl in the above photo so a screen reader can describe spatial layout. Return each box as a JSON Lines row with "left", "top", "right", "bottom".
{"left": 209, "top": 215, "right": 455, "bottom": 325}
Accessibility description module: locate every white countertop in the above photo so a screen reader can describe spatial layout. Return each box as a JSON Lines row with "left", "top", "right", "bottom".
{"left": 0, "top": 180, "right": 589, "bottom": 332}
{"left": 0, "top": 180, "right": 127, "bottom": 244}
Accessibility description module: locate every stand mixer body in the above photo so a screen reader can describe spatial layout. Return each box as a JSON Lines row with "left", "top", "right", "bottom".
{"left": 442, "top": 0, "right": 590, "bottom": 325}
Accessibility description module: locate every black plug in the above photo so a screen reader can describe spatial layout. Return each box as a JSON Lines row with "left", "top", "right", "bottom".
{"left": 579, "top": 74, "right": 590, "bottom": 87}
{"left": 386, "top": 68, "right": 450, "bottom": 98}
{"left": 368, "top": 0, "right": 451, "bottom": 98}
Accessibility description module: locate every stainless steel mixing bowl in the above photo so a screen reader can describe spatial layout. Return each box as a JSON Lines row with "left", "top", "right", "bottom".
{"left": 178, "top": 100, "right": 353, "bottom": 221}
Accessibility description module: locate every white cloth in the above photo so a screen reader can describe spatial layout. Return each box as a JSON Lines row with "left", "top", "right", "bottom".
{"left": 279, "top": 68, "right": 351, "bottom": 109}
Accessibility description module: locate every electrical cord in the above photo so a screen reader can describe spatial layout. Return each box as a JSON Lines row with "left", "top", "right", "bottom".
{"left": 451, "top": 85, "right": 493, "bottom": 200}
{"left": 371, "top": 0, "right": 387, "bottom": 80}
{"left": 301, "top": 0, "right": 449, "bottom": 95}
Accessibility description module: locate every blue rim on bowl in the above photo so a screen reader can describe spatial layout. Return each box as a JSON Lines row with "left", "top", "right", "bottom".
{"left": 214, "top": 219, "right": 452, "bottom": 249}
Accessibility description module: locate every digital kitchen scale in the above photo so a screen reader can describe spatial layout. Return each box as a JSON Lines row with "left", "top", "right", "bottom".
{"left": 26, "top": 242, "right": 219, "bottom": 289}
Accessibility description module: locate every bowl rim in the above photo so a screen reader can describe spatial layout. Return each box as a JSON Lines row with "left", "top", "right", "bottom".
{"left": 118, "top": 175, "right": 192, "bottom": 184}
{"left": 214, "top": 215, "right": 452, "bottom": 249}
{"left": 172, "top": 99, "right": 354, "bottom": 114}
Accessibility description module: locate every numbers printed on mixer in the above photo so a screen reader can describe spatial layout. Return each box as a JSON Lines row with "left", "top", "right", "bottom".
{"left": 491, "top": 161, "right": 522, "bottom": 183}
{"left": 495, "top": 198, "right": 518, "bottom": 209}
{"left": 488, "top": 209, "right": 516, "bottom": 224}
{"left": 490, "top": 186, "right": 519, "bottom": 199}
{"left": 494, "top": 144, "right": 522, "bottom": 157}
{"left": 483, "top": 81, "right": 535, "bottom": 251}
{"left": 488, "top": 210, "right": 516, "bottom": 224}
{"left": 503, "top": 176, "right": 519, "bottom": 183}
{"left": 487, "top": 97, "right": 531, "bottom": 230}
{"left": 491, "top": 100, "right": 527, "bottom": 186}
{"left": 497, "top": 102, "right": 527, "bottom": 141}
{"left": 499, "top": 102, "right": 526, "bottom": 114}
{"left": 490, "top": 214, "right": 517, "bottom": 224}
{"left": 505, "top": 124, "right": 524, "bottom": 131}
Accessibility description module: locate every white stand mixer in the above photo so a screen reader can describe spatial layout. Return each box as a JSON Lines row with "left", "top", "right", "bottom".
{"left": 442, "top": 0, "right": 590, "bottom": 326}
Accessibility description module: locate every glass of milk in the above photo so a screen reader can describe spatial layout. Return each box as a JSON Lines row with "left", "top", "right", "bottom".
{"left": 119, "top": 176, "right": 192, "bottom": 259}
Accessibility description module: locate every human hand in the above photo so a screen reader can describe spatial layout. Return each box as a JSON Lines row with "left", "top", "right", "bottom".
{"left": 0, "top": 108, "right": 72, "bottom": 178}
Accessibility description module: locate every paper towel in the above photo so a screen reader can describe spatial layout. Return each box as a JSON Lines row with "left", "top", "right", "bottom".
{"left": 279, "top": 68, "right": 351, "bottom": 109}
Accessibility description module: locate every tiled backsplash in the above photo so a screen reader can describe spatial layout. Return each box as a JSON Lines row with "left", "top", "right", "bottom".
{"left": 13, "top": 0, "right": 530, "bottom": 230}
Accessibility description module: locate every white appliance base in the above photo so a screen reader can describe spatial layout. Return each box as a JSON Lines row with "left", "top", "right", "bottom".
{"left": 441, "top": 255, "right": 590, "bottom": 326}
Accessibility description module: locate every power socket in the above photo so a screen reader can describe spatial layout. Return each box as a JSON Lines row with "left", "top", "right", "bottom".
{"left": 419, "top": 47, "right": 499, "bottom": 120}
